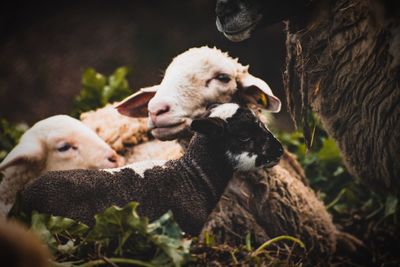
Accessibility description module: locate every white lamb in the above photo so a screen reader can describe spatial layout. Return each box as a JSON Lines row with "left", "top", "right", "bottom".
{"left": 0, "top": 115, "right": 122, "bottom": 217}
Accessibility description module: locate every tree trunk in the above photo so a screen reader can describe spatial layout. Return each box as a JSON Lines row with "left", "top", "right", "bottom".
{"left": 284, "top": 0, "right": 400, "bottom": 193}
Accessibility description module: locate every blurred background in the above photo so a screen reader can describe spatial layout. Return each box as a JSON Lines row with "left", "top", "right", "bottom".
{"left": 1, "top": 2, "right": 399, "bottom": 264}
{"left": 0, "top": 0, "right": 291, "bottom": 129}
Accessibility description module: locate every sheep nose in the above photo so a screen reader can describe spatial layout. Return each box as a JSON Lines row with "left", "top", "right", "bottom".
{"left": 148, "top": 102, "right": 171, "bottom": 123}
{"left": 106, "top": 152, "right": 121, "bottom": 167}
{"left": 108, "top": 155, "right": 117, "bottom": 163}
{"left": 215, "top": 0, "right": 237, "bottom": 18}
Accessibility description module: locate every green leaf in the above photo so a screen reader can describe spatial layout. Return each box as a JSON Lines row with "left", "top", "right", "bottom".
{"left": 385, "top": 195, "right": 399, "bottom": 217}
{"left": 87, "top": 202, "right": 147, "bottom": 241}
{"left": 28, "top": 202, "right": 191, "bottom": 266}
{"left": 109, "top": 67, "right": 130, "bottom": 90}
{"left": 148, "top": 212, "right": 191, "bottom": 267}
{"left": 30, "top": 212, "right": 58, "bottom": 251}
{"left": 105, "top": 67, "right": 131, "bottom": 103}
{"left": 317, "top": 138, "right": 341, "bottom": 163}
{"left": 71, "top": 67, "right": 132, "bottom": 118}
{"left": 0, "top": 119, "right": 27, "bottom": 162}
{"left": 81, "top": 68, "right": 106, "bottom": 90}
{"left": 333, "top": 203, "right": 348, "bottom": 214}
{"left": 30, "top": 212, "right": 89, "bottom": 253}
{"left": 86, "top": 202, "right": 148, "bottom": 256}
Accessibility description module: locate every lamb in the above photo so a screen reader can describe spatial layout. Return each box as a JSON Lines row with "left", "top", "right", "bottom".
{"left": 78, "top": 65, "right": 298, "bottom": 177}
{"left": 116, "top": 46, "right": 356, "bottom": 262}
{"left": 0, "top": 115, "right": 122, "bottom": 217}
{"left": 20, "top": 103, "right": 283, "bottom": 236}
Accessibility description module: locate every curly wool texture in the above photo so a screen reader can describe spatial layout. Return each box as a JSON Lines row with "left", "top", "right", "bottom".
{"left": 80, "top": 104, "right": 183, "bottom": 163}
{"left": 201, "top": 165, "right": 339, "bottom": 263}
{"left": 284, "top": 0, "right": 400, "bottom": 193}
{"left": 80, "top": 104, "right": 149, "bottom": 152}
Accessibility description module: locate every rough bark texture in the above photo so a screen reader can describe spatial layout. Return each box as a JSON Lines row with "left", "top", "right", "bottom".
{"left": 284, "top": 0, "right": 400, "bottom": 193}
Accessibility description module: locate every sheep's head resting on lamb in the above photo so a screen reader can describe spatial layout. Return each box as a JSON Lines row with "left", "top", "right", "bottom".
{"left": 116, "top": 46, "right": 281, "bottom": 141}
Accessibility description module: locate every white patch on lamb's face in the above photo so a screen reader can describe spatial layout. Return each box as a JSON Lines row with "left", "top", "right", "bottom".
{"left": 226, "top": 151, "right": 258, "bottom": 171}
{"left": 104, "top": 160, "right": 167, "bottom": 178}
{"left": 209, "top": 103, "right": 240, "bottom": 121}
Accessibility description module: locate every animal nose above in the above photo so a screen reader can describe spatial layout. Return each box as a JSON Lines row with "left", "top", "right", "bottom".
{"left": 148, "top": 102, "right": 171, "bottom": 122}
{"left": 215, "top": 0, "right": 237, "bottom": 18}
{"left": 155, "top": 105, "right": 170, "bottom": 116}
{"left": 107, "top": 154, "right": 118, "bottom": 163}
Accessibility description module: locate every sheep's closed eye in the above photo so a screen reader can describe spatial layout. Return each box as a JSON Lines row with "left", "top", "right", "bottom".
{"left": 215, "top": 73, "right": 231, "bottom": 83}
{"left": 57, "top": 143, "right": 76, "bottom": 152}
{"left": 238, "top": 136, "right": 251, "bottom": 142}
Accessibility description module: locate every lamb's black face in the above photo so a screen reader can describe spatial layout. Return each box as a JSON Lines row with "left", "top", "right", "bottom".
{"left": 191, "top": 103, "right": 283, "bottom": 171}
{"left": 215, "top": 0, "right": 308, "bottom": 42}
{"left": 223, "top": 106, "right": 283, "bottom": 170}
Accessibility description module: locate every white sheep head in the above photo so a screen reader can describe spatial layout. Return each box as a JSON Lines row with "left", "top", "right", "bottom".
{"left": 116, "top": 46, "right": 281, "bottom": 141}
{"left": 0, "top": 115, "right": 122, "bottom": 174}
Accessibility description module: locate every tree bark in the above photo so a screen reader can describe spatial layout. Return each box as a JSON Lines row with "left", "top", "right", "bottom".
{"left": 284, "top": 0, "right": 400, "bottom": 193}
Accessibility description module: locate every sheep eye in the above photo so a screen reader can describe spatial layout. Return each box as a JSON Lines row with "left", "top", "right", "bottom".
{"left": 57, "top": 143, "right": 72, "bottom": 152}
{"left": 215, "top": 74, "right": 231, "bottom": 83}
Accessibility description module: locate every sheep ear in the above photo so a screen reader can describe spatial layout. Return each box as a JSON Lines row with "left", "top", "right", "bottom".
{"left": 0, "top": 137, "right": 44, "bottom": 172}
{"left": 191, "top": 117, "right": 226, "bottom": 138}
{"left": 116, "top": 85, "right": 158, "bottom": 117}
{"left": 237, "top": 74, "right": 281, "bottom": 113}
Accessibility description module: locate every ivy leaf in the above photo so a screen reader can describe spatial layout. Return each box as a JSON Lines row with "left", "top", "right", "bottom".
{"left": 71, "top": 67, "right": 132, "bottom": 118}
{"left": 317, "top": 138, "right": 341, "bottom": 164}
{"left": 385, "top": 195, "right": 399, "bottom": 218}
{"left": 30, "top": 211, "right": 89, "bottom": 253}
{"left": 0, "top": 119, "right": 27, "bottom": 163}
{"left": 148, "top": 212, "right": 191, "bottom": 267}
{"left": 86, "top": 202, "right": 148, "bottom": 256}
{"left": 81, "top": 68, "right": 107, "bottom": 90}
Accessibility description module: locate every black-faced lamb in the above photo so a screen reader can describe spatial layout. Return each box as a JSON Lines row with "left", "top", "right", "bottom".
{"left": 0, "top": 115, "right": 122, "bottom": 217}
{"left": 20, "top": 103, "right": 283, "bottom": 236}
{"left": 116, "top": 46, "right": 357, "bottom": 262}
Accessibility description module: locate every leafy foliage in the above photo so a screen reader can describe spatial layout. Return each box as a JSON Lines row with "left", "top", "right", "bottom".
{"left": 0, "top": 119, "right": 28, "bottom": 183}
{"left": 190, "top": 234, "right": 305, "bottom": 266}
{"left": 30, "top": 202, "right": 191, "bottom": 267}
{"left": 276, "top": 123, "right": 399, "bottom": 222}
{"left": 71, "top": 67, "right": 132, "bottom": 118}
{"left": 0, "top": 119, "right": 27, "bottom": 162}
{"left": 275, "top": 120, "right": 400, "bottom": 264}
